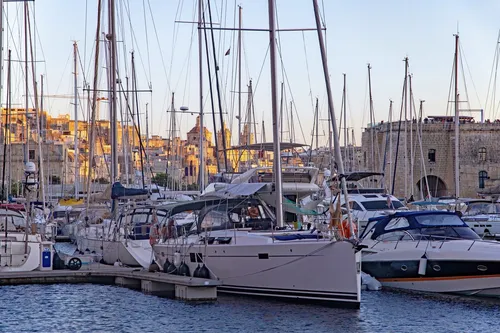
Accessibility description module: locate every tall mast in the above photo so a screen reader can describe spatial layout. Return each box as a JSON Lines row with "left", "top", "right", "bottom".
{"left": 315, "top": 98, "right": 319, "bottom": 151}
{"left": 367, "top": 64, "right": 375, "bottom": 173}
{"left": 73, "top": 41, "right": 79, "bottom": 198}
{"left": 328, "top": 99, "right": 332, "bottom": 171}
{"left": 24, "top": 3, "right": 29, "bottom": 165}
{"left": 454, "top": 34, "right": 460, "bottom": 198}
{"left": 198, "top": 0, "right": 204, "bottom": 190}
{"left": 409, "top": 74, "right": 414, "bottom": 199}
{"left": 237, "top": 5, "right": 242, "bottom": 149}
{"left": 267, "top": 0, "right": 283, "bottom": 228}
{"left": 109, "top": 0, "right": 118, "bottom": 183}
{"left": 388, "top": 99, "right": 393, "bottom": 193}
{"left": 312, "top": 0, "right": 354, "bottom": 236}
{"left": 403, "top": 57, "right": 409, "bottom": 200}
{"left": 342, "top": 73, "right": 347, "bottom": 169}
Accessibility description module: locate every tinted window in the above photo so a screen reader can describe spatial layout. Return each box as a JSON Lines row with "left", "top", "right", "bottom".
{"left": 415, "top": 227, "right": 479, "bottom": 240}
{"left": 384, "top": 217, "right": 410, "bottom": 230}
{"left": 414, "top": 214, "right": 464, "bottom": 226}
{"left": 361, "top": 200, "right": 404, "bottom": 211}
{"left": 376, "top": 231, "right": 414, "bottom": 241}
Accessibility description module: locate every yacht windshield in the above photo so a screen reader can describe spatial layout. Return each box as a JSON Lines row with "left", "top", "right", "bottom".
{"left": 360, "top": 200, "right": 404, "bottom": 211}
{"left": 464, "top": 202, "right": 500, "bottom": 215}
{"left": 410, "top": 226, "right": 480, "bottom": 240}
{"left": 414, "top": 214, "right": 465, "bottom": 226}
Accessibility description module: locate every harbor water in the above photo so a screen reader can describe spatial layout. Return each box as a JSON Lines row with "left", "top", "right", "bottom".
{"left": 1, "top": 284, "right": 499, "bottom": 332}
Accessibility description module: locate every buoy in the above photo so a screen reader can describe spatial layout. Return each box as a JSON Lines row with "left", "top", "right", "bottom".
{"left": 178, "top": 262, "right": 190, "bottom": 276}
{"left": 193, "top": 264, "right": 201, "bottom": 277}
{"left": 418, "top": 254, "right": 427, "bottom": 275}
{"left": 198, "top": 264, "right": 210, "bottom": 279}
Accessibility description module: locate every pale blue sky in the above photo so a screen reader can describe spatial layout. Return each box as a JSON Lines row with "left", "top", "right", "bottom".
{"left": 4, "top": 0, "right": 500, "bottom": 147}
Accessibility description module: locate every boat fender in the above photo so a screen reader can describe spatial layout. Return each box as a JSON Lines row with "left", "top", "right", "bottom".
{"left": 193, "top": 264, "right": 201, "bottom": 277}
{"left": 198, "top": 264, "right": 210, "bottom": 279}
{"left": 418, "top": 254, "right": 427, "bottom": 276}
{"left": 178, "top": 261, "right": 190, "bottom": 276}
{"left": 148, "top": 263, "right": 159, "bottom": 272}
{"left": 163, "top": 259, "right": 171, "bottom": 273}
{"left": 173, "top": 251, "right": 181, "bottom": 267}
{"left": 166, "top": 261, "right": 178, "bottom": 274}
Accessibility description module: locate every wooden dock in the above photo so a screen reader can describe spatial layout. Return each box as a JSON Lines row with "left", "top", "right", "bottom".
{"left": 0, "top": 265, "right": 222, "bottom": 301}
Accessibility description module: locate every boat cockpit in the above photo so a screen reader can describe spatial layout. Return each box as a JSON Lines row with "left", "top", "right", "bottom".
{"left": 361, "top": 211, "right": 480, "bottom": 242}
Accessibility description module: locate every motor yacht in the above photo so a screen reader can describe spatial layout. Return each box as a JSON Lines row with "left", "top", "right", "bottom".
{"left": 361, "top": 210, "right": 500, "bottom": 297}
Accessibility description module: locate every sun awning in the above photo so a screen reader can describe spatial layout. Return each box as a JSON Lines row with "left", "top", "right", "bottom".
{"left": 283, "top": 197, "right": 320, "bottom": 216}
{"left": 213, "top": 183, "right": 269, "bottom": 197}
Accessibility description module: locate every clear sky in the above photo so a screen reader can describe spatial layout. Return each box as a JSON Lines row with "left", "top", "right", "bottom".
{"left": 4, "top": 0, "right": 500, "bottom": 147}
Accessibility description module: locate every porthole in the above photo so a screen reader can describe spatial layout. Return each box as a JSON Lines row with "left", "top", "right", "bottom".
{"left": 477, "top": 265, "right": 488, "bottom": 272}
{"left": 432, "top": 265, "right": 441, "bottom": 272}
{"left": 401, "top": 265, "right": 408, "bottom": 271}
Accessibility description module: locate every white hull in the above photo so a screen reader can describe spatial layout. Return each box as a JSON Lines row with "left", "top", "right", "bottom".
{"left": 154, "top": 236, "right": 361, "bottom": 307}
{"left": 0, "top": 233, "right": 51, "bottom": 272}
{"left": 76, "top": 235, "right": 140, "bottom": 267}
{"left": 380, "top": 275, "right": 500, "bottom": 297}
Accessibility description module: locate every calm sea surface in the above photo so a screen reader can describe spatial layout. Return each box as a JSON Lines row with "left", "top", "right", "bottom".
{"left": 1, "top": 284, "right": 499, "bottom": 333}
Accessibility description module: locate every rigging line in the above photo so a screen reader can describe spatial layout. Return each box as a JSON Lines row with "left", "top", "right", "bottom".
{"left": 146, "top": 0, "right": 172, "bottom": 112}
{"left": 207, "top": 0, "right": 229, "bottom": 171}
{"left": 274, "top": 42, "right": 307, "bottom": 145}
{"left": 301, "top": 30, "right": 316, "bottom": 133}
{"left": 444, "top": 51, "right": 455, "bottom": 119}
{"left": 458, "top": 48, "right": 471, "bottom": 114}
{"left": 226, "top": 1, "right": 238, "bottom": 140}
{"left": 165, "top": 0, "right": 183, "bottom": 92}
{"left": 484, "top": 30, "right": 500, "bottom": 119}
{"left": 181, "top": 5, "right": 196, "bottom": 107}
{"left": 122, "top": 0, "right": 150, "bottom": 83}
{"left": 247, "top": 44, "right": 269, "bottom": 105}
{"left": 142, "top": 0, "right": 152, "bottom": 87}
{"left": 459, "top": 43, "right": 482, "bottom": 112}
{"left": 84, "top": 0, "right": 88, "bottom": 74}
{"left": 203, "top": 5, "right": 221, "bottom": 173}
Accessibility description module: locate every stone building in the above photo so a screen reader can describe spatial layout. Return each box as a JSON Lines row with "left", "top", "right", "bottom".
{"left": 361, "top": 115, "right": 500, "bottom": 200}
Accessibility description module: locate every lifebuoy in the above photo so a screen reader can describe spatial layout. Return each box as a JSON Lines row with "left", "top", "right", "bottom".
{"left": 339, "top": 219, "right": 357, "bottom": 239}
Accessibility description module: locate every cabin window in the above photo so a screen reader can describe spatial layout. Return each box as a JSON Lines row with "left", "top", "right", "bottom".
{"left": 384, "top": 217, "right": 410, "bottom": 230}
{"left": 428, "top": 149, "right": 436, "bottom": 163}
{"left": 376, "top": 231, "right": 413, "bottom": 242}
{"left": 479, "top": 147, "right": 487, "bottom": 162}
{"left": 345, "top": 201, "right": 363, "bottom": 211}
{"left": 479, "top": 170, "right": 488, "bottom": 189}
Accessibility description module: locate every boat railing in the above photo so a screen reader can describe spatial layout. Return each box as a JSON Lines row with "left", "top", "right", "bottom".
{"left": 372, "top": 233, "right": 498, "bottom": 252}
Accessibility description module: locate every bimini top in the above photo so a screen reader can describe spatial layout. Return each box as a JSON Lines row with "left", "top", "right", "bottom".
{"left": 366, "top": 210, "right": 468, "bottom": 240}
{"left": 331, "top": 171, "right": 384, "bottom": 182}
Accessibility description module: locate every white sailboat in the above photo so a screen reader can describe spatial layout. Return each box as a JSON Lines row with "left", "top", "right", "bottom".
{"left": 151, "top": 0, "right": 361, "bottom": 308}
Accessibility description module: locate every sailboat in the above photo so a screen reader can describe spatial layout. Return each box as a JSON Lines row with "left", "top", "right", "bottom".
{"left": 151, "top": 0, "right": 361, "bottom": 308}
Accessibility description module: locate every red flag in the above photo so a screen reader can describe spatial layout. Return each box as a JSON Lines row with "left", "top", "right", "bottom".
{"left": 224, "top": 48, "right": 230, "bottom": 56}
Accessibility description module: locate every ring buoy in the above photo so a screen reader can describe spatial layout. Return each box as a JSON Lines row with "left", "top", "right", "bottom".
{"left": 339, "top": 219, "right": 357, "bottom": 239}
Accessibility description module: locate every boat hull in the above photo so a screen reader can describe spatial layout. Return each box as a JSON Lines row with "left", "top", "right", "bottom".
{"left": 154, "top": 239, "right": 361, "bottom": 308}
{"left": 76, "top": 236, "right": 141, "bottom": 267}
{"left": 378, "top": 275, "right": 500, "bottom": 297}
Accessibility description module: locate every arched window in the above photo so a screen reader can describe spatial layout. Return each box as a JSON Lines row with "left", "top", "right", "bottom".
{"left": 428, "top": 149, "right": 436, "bottom": 163}
{"left": 479, "top": 170, "right": 488, "bottom": 189}
{"left": 479, "top": 147, "right": 487, "bottom": 161}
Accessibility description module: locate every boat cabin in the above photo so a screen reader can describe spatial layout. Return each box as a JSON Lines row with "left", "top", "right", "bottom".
{"left": 361, "top": 211, "right": 479, "bottom": 242}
